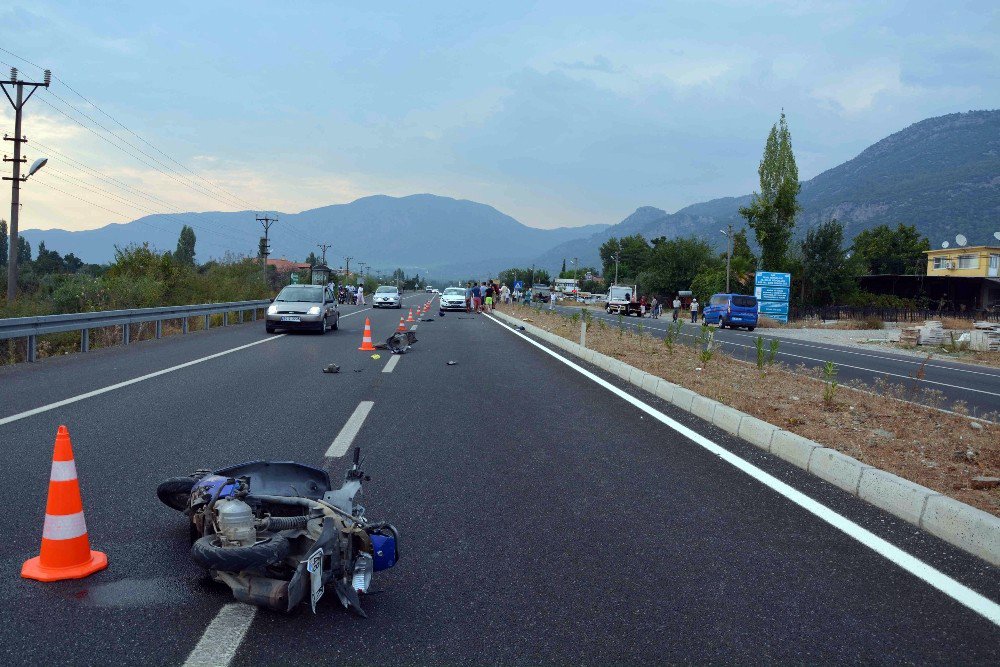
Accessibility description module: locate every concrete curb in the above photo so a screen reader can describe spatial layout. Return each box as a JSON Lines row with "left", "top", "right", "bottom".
{"left": 494, "top": 310, "right": 1000, "bottom": 568}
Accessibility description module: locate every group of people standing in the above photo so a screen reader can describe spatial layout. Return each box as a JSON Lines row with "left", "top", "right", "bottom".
{"left": 635, "top": 294, "right": 700, "bottom": 322}
{"left": 465, "top": 281, "right": 507, "bottom": 313}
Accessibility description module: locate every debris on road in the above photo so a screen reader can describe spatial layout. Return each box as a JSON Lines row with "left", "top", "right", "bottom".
{"left": 371, "top": 353, "right": 381, "bottom": 360}
{"left": 447, "top": 361, "right": 457, "bottom": 365}
{"left": 322, "top": 363, "right": 341, "bottom": 374}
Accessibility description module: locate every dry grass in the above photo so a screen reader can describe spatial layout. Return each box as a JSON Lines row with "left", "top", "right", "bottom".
{"left": 501, "top": 303, "right": 1000, "bottom": 516}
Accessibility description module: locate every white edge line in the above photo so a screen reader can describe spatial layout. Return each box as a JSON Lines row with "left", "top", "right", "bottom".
{"left": 486, "top": 314, "right": 1000, "bottom": 627}
{"left": 325, "top": 400, "right": 375, "bottom": 458}
{"left": 382, "top": 355, "right": 401, "bottom": 373}
{"left": 182, "top": 603, "right": 257, "bottom": 667}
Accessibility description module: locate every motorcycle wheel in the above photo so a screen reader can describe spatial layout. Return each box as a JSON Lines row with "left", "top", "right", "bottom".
{"left": 156, "top": 476, "right": 197, "bottom": 512}
{"left": 190, "top": 532, "right": 290, "bottom": 572}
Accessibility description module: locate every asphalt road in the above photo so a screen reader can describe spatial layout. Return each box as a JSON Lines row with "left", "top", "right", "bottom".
{"left": 537, "top": 301, "right": 1000, "bottom": 416}
{"left": 1, "top": 292, "right": 998, "bottom": 665}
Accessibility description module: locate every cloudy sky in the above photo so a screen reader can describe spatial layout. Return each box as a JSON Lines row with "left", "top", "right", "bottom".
{"left": 1, "top": 0, "right": 997, "bottom": 248}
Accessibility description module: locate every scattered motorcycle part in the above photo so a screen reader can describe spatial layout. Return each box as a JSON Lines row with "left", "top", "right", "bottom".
{"left": 190, "top": 532, "right": 289, "bottom": 572}
{"left": 216, "top": 498, "right": 257, "bottom": 546}
{"left": 371, "top": 354, "right": 381, "bottom": 360}
{"left": 447, "top": 360, "right": 457, "bottom": 365}
{"left": 322, "top": 363, "right": 340, "bottom": 374}
{"left": 352, "top": 553, "right": 373, "bottom": 594}
{"left": 156, "top": 476, "right": 197, "bottom": 511}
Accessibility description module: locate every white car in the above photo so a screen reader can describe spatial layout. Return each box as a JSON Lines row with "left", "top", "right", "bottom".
{"left": 373, "top": 285, "right": 402, "bottom": 308}
{"left": 439, "top": 287, "right": 467, "bottom": 311}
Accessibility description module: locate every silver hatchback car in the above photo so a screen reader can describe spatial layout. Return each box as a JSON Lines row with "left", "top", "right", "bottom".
{"left": 265, "top": 284, "right": 340, "bottom": 334}
{"left": 373, "top": 285, "right": 402, "bottom": 308}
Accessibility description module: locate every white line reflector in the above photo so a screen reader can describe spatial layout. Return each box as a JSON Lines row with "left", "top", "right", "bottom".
{"left": 325, "top": 401, "right": 375, "bottom": 458}
{"left": 182, "top": 603, "right": 258, "bottom": 667}
{"left": 382, "top": 355, "right": 401, "bottom": 374}
{"left": 49, "top": 459, "right": 78, "bottom": 482}
{"left": 487, "top": 314, "right": 1000, "bottom": 627}
{"left": 42, "top": 511, "right": 88, "bottom": 540}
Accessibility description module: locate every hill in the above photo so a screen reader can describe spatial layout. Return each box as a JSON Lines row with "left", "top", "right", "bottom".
{"left": 21, "top": 194, "right": 608, "bottom": 277}
{"left": 536, "top": 110, "right": 1000, "bottom": 272}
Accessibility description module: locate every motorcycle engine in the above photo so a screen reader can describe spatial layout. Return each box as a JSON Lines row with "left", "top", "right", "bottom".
{"left": 215, "top": 498, "right": 257, "bottom": 546}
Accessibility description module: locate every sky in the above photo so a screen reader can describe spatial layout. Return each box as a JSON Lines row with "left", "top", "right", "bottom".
{"left": 1, "top": 0, "right": 997, "bottom": 246}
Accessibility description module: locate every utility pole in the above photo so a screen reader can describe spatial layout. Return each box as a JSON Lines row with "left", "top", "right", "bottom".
{"left": 3, "top": 67, "right": 51, "bottom": 302}
{"left": 721, "top": 224, "right": 733, "bottom": 293}
{"left": 317, "top": 243, "right": 331, "bottom": 264}
{"left": 573, "top": 257, "right": 579, "bottom": 288}
{"left": 256, "top": 213, "right": 277, "bottom": 284}
{"left": 614, "top": 251, "right": 620, "bottom": 285}
{"left": 343, "top": 256, "right": 353, "bottom": 277}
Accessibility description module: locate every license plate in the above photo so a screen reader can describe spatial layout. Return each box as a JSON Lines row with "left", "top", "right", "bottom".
{"left": 280, "top": 316, "right": 300, "bottom": 322}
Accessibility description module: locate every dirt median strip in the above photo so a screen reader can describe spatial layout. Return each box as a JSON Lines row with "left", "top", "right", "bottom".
{"left": 494, "top": 307, "right": 1000, "bottom": 568}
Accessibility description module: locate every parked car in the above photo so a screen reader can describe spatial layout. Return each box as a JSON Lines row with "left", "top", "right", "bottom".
{"left": 439, "top": 286, "right": 468, "bottom": 311}
{"left": 373, "top": 285, "right": 402, "bottom": 308}
{"left": 703, "top": 293, "right": 758, "bottom": 330}
{"left": 265, "top": 284, "right": 339, "bottom": 334}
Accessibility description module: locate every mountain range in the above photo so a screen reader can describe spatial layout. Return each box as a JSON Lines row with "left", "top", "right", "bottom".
{"left": 22, "top": 110, "right": 1000, "bottom": 278}
{"left": 538, "top": 110, "right": 1000, "bottom": 271}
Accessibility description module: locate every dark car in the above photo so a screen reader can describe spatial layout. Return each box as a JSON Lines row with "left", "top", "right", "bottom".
{"left": 703, "top": 293, "right": 758, "bottom": 330}
{"left": 265, "top": 284, "right": 340, "bottom": 334}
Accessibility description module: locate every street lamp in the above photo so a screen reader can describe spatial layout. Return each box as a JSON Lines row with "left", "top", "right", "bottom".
{"left": 720, "top": 226, "right": 733, "bottom": 293}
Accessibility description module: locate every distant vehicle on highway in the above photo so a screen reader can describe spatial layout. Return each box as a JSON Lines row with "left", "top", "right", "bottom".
{"left": 703, "top": 293, "right": 759, "bottom": 330}
{"left": 373, "top": 285, "right": 402, "bottom": 308}
{"left": 265, "top": 284, "right": 339, "bottom": 334}
{"left": 425, "top": 286, "right": 434, "bottom": 293}
{"left": 439, "top": 286, "right": 468, "bottom": 311}
{"left": 606, "top": 284, "right": 641, "bottom": 316}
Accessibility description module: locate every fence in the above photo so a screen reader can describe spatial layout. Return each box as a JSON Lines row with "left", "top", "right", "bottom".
{"left": 789, "top": 305, "right": 1000, "bottom": 323}
{"left": 0, "top": 300, "right": 271, "bottom": 363}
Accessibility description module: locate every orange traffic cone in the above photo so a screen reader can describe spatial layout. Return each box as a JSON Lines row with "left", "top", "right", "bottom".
{"left": 22, "top": 426, "right": 107, "bottom": 582}
{"left": 397, "top": 317, "right": 406, "bottom": 332}
{"left": 358, "top": 318, "right": 377, "bottom": 351}
{"left": 406, "top": 308, "right": 415, "bottom": 323}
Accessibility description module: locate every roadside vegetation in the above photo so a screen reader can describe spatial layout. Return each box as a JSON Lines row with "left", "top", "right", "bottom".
{"left": 502, "top": 302, "right": 999, "bottom": 516}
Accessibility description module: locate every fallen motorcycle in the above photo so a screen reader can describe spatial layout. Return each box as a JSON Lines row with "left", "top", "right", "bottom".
{"left": 157, "top": 448, "right": 398, "bottom": 615}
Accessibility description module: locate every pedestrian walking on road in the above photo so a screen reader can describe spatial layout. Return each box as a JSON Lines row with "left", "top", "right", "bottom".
{"left": 690, "top": 297, "right": 699, "bottom": 323}
{"left": 672, "top": 295, "right": 681, "bottom": 321}
{"left": 549, "top": 290, "right": 557, "bottom": 311}
{"left": 651, "top": 297, "right": 659, "bottom": 319}
{"left": 357, "top": 286, "right": 365, "bottom": 307}
{"left": 640, "top": 296, "right": 647, "bottom": 317}
{"left": 500, "top": 284, "right": 511, "bottom": 304}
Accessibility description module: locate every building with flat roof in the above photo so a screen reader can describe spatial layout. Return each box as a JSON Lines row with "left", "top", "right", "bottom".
{"left": 924, "top": 246, "right": 1000, "bottom": 277}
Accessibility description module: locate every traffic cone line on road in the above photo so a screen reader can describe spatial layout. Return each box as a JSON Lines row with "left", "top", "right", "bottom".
{"left": 397, "top": 317, "right": 406, "bottom": 332}
{"left": 358, "top": 318, "right": 377, "bottom": 351}
{"left": 21, "top": 425, "right": 108, "bottom": 582}
{"left": 406, "top": 308, "right": 415, "bottom": 323}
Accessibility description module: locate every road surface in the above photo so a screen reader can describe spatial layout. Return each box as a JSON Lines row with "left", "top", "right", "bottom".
{"left": 1, "top": 294, "right": 998, "bottom": 665}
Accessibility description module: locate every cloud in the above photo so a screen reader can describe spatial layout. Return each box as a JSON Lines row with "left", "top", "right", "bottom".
{"left": 811, "top": 61, "right": 909, "bottom": 114}
{"left": 556, "top": 55, "right": 623, "bottom": 74}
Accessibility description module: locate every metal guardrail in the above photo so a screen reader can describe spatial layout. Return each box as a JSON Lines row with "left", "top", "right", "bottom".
{"left": 0, "top": 300, "right": 270, "bottom": 362}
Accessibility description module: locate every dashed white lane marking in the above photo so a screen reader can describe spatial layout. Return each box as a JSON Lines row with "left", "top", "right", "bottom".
{"left": 182, "top": 603, "right": 257, "bottom": 667}
{"left": 0, "top": 336, "right": 286, "bottom": 427}
{"left": 325, "top": 401, "right": 374, "bottom": 458}
{"left": 382, "top": 355, "right": 401, "bottom": 373}
{"left": 487, "top": 314, "right": 1000, "bottom": 627}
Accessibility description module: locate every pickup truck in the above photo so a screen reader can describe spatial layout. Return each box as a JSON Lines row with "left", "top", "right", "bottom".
{"left": 605, "top": 284, "right": 641, "bottom": 316}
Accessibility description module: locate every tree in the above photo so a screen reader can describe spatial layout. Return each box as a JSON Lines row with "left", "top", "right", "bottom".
{"left": 850, "top": 223, "right": 930, "bottom": 275}
{"left": 305, "top": 251, "right": 319, "bottom": 266}
{"left": 739, "top": 111, "right": 800, "bottom": 271}
{"left": 34, "top": 241, "right": 66, "bottom": 274}
{"left": 559, "top": 265, "right": 597, "bottom": 279}
{"left": 638, "top": 236, "right": 720, "bottom": 298}
{"left": 17, "top": 236, "right": 31, "bottom": 264}
{"left": 0, "top": 219, "right": 7, "bottom": 268}
{"left": 800, "top": 220, "right": 855, "bottom": 306}
{"left": 561, "top": 258, "right": 566, "bottom": 275}
{"left": 600, "top": 234, "right": 651, "bottom": 283}
{"left": 174, "top": 225, "right": 197, "bottom": 266}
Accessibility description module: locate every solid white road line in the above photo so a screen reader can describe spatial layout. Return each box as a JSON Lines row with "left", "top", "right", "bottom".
{"left": 325, "top": 401, "right": 374, "bottom": 458}
{"left": 382, "top": 355, "right": 401, "bottom": 373}
{"left": 182, "top": 603, "right": 257, "bottom": 667}
{"left": 0, "top": 336, "right": 286, "bottom": 427}
{"left": 578, "top": 311, "right": 1000, "bottom": 398}
{"left": 486, "top": 314, "right": 1000, "bottom": 626}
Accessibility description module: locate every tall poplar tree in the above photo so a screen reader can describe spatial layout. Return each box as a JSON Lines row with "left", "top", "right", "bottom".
{"left": 739, "top": 112, "right": 800, "bottom": 271}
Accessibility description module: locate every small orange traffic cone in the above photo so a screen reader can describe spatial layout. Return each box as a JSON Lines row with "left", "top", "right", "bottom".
{"left": 22, "top": 426, "right": 107, "bottom": 582}
{"left": 406, "top": 308, "right": 415, "bottom": 323}
{"left": 397, "top": 317, "right": 406, "bottom": 332}
{"left": 358, "top": 318, "right": 377, "bottom": 351}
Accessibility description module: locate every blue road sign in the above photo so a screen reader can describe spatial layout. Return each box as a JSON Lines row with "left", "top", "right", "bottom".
{"left": 513, "top": 280, "right": 524, "bottom": 290}
{"left": 755, "top": 271, "right": 791, "bottom": 288}
{"left": 758, "top": 301, "right": 789, "bottom": 315}
{"left": 755, "top": 286, "right": 790, "bottom": 301}
{"left": 764, "top": 313, "right": 789, "bottom": 323}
